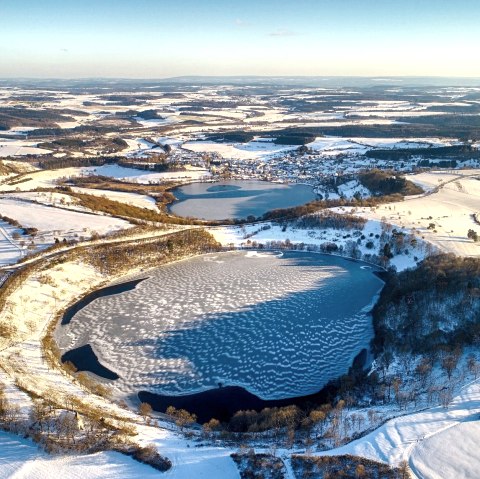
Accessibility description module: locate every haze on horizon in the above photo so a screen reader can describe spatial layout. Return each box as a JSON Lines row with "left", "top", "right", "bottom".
{"left": 1, "top": 0, "right": 480, "bottom": 79}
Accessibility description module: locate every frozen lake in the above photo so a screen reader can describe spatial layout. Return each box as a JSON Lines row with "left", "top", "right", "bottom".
{"left": 169, "top": 180, "right": 316, "bottom": 220}
{"left": 57, "top": 251, "right": 384, "bottom": 400}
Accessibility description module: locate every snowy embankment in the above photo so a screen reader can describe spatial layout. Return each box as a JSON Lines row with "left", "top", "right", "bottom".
{"left": 210, "top": 219, "right": 428, "bottom": 272}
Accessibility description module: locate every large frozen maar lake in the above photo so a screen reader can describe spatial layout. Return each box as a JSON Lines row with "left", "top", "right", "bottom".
{"left": 57, "top": 251, "right": 384, "bottom": 401}
{"left": 169, "top": 180, "right": 316, "bottom": 220}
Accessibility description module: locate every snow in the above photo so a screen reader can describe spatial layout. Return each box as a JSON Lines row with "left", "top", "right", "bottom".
{"left": 133, "top": 116, "right": 176, "bottom": 128}
{"left": 210, "top": 218, "right": 426, "bottom": 272}
{"left": 409, "top": 420, "right": 480, "bottom": 479}
{"left": 92, "top": 164, "right": 211, "bottom": 183}
{"left": 0, "top": 220, "right": 26, "bottom": 265}
{"left": 337, "top": 179, "right": 371, "bottom": 199}
{"left": 0, "top": 197, "right": 131, "bottom": 248}
{"left": 335, "top": 171, "right": 480, "bottom": 258}
{"left": 306, "top": 136, "right": 456, "bottom": 157}
{"left": 70, "top": 187, "right": 159, "bottom": 211}
{"left": 306, "top": 137, "right": 369, "bottom": 156}
{"left": 0, "top": 167, "right": 91, "bottom": 192}
{"left": 0, "top": 433, "right": 167, "bottom": 479}
{"left": 0, "top": 164, "right": 210, "bottom": 192}
{"left": 319, "top": 378, "right": 480, "bottom": 478}
{"left": 182, "top": 139, "right": 298, "bottom": 161}
{"left": 0, "top": 139, "right": 52, "bottom": 157}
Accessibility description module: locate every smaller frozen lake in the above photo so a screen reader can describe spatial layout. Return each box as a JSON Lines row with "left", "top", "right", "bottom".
{"left": 57, "top": 251, "right": 384, "bottom": 401}
{"left": 169, "top": 180, "right": 316, "bottom": 220}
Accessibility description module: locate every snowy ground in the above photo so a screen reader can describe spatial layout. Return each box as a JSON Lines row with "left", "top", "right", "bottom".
{"left": 335, "top": 172, "right": 480, "bottom": 258}
{"left": 0, "top": 140, "right": 51, "bottom": 157}
{"left": 305, "top": 136, "right": 457, "bottom": 158}
{"left": 0, "top": 164, "right": 211, "bottom": 192}
{"left": 409, "top": 418, "right": 480, "bottom": 479}
{"left": 0, "top": 167, "right": 92, "bottom": 192}
{"left": 210, "top": 219, "right": 428, "bottom": 272}
{"left": 319, "top": 378, "right": 480, "bottom": 478}
{"left": 0, "top": 197, "right": 130, "bottom": 256}
{"left": 0, "top": 433, "right": 169, "bottom": 479}
{"left": 91, "top": 164, "right": 211, "bottom": 183}
{"left": 182, "top": 139, "right": 298, "bottom": 161}
{"left": 70, "top": 187, "right": 159, "bottom": 211}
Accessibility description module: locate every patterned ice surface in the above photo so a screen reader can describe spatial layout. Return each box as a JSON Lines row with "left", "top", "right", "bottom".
{"left": 56, "top": 251, "right": 384, "bottom": 400}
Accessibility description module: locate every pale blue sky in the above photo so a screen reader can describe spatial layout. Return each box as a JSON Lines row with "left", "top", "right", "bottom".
{"left": 1, "top": 0, "right": 479, "bottom": 78}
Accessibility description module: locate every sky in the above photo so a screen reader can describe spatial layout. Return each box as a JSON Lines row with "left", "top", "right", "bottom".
{"left": 1, "top": 0, "right": 480, "bottom": 78}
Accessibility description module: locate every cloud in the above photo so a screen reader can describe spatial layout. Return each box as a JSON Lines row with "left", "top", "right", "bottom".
{"left": 60, "top": 48, "right": 69, "bottom": 53}
{"left": 235, "top": 18, "right": 249, "bottom": 27}
{"left": 268, "top": 28, "right": 298, "bottom": 37}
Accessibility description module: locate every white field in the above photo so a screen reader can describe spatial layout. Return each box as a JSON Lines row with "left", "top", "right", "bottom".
{"left": 305, "top": 136, "right": 456, "bottom": 157}
{"left": 0, "top": 160, "right": 37, "bottom": 178}
{"left": 3, "top": 189, "right": 157, "bottom": 218}
{"left": 0, "top": 167, "right": 92, "bottom": 192}
{"left": 70, "top": 187, "right": 159, "bottom": 211}
{"left": 319, "top": 378, "right": 480, "bottom": 477}
{"left": 335, "top": 172, "right": 480, "bottom": 257}
{"left": 409, "top": 419, "right": 480, "bottom": 479}
{"left": 0, "top": 139, "right": 52, "bottom": 157}
{"left": 5, "top": 191, "right": 87, "bottom": 210}
{"left": 0, "top": 164, "right": 211, "bottom": 193}
{"left": 0, "top": 428, "right": 238, "bottom": 479}
{"left": 182, "top": 139, "right": 298, "bottom": 161}
{"left": 92, "top": 164, "right": 212, "bottom": 183}
{"left": 0, "top": 432, "right": 167, "bottom": 479}
{"left": 0, "top": 197, "right": 130, "bottom": 247}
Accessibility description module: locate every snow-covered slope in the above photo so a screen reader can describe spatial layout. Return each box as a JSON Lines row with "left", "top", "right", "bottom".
{"left": 318, "top": 378, "right": 480, "bottom": 479}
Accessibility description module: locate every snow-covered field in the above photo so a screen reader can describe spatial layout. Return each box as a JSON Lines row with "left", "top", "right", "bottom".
{"left": 70, "top": 187, "right": 159, "bottom": 211}
{"left": 0, "top": 433, "right": 165, "bottom": 479}
{"left": 305, "top": 136, "right": 457, "bottom": 157}
{"left": 0, "top": 167, "right": 90, "bottom": 192}
{"left": 337, "top": 172, "right": 480, "bottom": 258}
{"left": 92, "top": 164, "right": 211, "bottom": 183}
{"left": 0, "top": 197, "right": 130, "bottom": 247}
{"left": 182, "top": 139, "right": 298, "bottom": 161}
{"left": 320, "top": 378, "right": 480, "bottom": 477}
{"left": 0, "top": 140, "right": 52, "bottom": 157}
{"left": 410, "top": 418, "right": 480, "bottom": 479}
{"left": 0, "top": 164, "right": 210, "bottom": 193}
